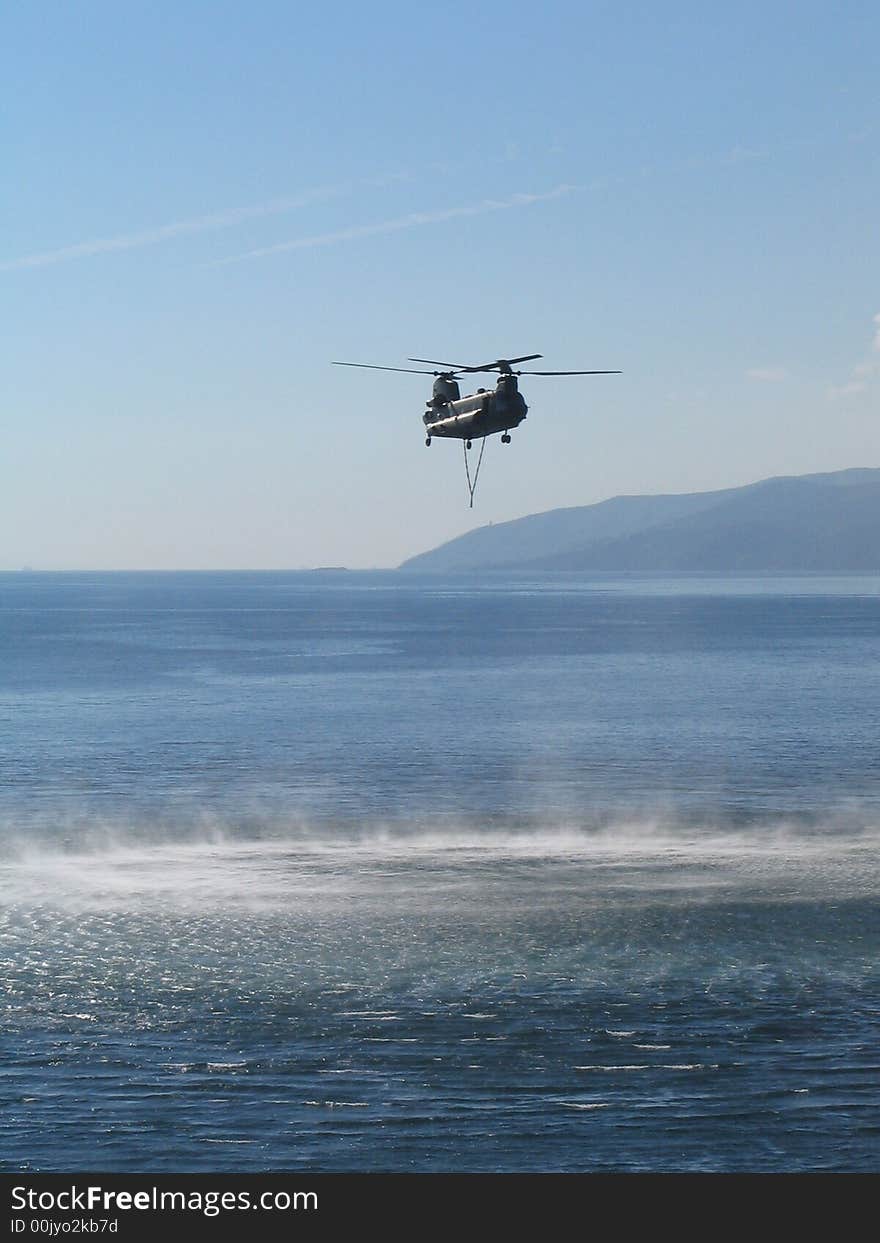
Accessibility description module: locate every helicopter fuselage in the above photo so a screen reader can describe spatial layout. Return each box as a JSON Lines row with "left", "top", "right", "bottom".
{"left": 423, "top": 377, "right": 528, "bottom": 442}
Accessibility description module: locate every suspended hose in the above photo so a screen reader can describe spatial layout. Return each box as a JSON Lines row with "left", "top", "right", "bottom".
{"left": 462, "top": 437, "right": 487, "bottom": 508}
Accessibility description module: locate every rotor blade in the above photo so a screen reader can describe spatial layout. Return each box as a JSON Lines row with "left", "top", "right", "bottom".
{"left": 407, "top": 357, "right": 468, "bottom": 371}
{"left": 333, "top": 361, "right": 437, "bottom": 374}
{"left": 454, "top": 353, "right": 545, "bottom": 373}
{"left": 517, "top": 369, "right": 622, "bottom": 376}
{"left": 408, "top": 353, "right": 544, "bottom": 373}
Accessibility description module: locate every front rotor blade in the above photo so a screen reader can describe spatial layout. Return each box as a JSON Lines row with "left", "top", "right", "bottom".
{"left": 407, "top": 357, "right": 468, "bottom": 371}
{"left": 455, "top": 353, "right": 544, "bottom": 373}
{"left": 517, "top": 369, "right": 622, "bottom": 376}
{"left": 333, "top": 361, "right": 437, "bottom": 374}
{"left": 409, "top": 353, "right": 544, "bottom": 373}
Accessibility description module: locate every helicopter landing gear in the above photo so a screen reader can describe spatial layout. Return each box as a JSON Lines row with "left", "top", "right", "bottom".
{"left": 425, "top": 436, "right": 432, "bottom": 446}
{"left": 501, "top": 433, "right": 511, "bottom": 444}
{"left": 466, "top": 439, "right": 472, "bottom": 450}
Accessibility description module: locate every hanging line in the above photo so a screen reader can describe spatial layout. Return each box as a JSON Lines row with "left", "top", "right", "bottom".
{"left": 462, "top": 436, "right": 487, "bottom": 508}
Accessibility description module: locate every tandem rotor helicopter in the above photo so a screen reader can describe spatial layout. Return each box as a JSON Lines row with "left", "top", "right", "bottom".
{"left": 332, "top": 353, "right": 621, "bottom": 505}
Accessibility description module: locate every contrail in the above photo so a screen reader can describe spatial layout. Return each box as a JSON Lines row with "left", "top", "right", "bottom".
{"left": 212, "top": 186, "right": 576, "bottom": 265}
{"left": 0, "top": 175, "right": 409, "bottom": 273}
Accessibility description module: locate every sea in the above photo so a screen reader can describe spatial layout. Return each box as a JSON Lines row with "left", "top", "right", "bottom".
{"left": 1, "top": 570, "right": 878, "bottom": 1173}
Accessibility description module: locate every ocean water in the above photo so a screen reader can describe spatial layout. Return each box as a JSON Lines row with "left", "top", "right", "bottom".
{"left": 1, "top": 570, "right": 879, "bottom": 1172}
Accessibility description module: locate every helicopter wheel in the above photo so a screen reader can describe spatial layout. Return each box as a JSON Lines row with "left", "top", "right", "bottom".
{"left": 466, "top": 439, "right": 472, "bottom": 450}
{"left": 501, "top": 433, "right": 511, "bottom": 444}
{"left": 425, "top": 436, "right": 431, "bottom": 446}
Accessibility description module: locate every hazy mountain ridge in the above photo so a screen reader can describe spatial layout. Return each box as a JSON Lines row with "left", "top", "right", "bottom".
{"left": 399, "top": 468, "right": 880, "bottom": 572}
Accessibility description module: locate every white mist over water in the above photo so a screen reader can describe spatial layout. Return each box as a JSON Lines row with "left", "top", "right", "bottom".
{"left": 3, "top": 813, "right": 879, "bottom": 915}
{"left": 4, "top": 817, "right": 878, "bottom": 1174}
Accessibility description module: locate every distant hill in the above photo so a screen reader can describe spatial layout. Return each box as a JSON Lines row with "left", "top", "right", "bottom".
{"left": 399, "top": 468, "right": 880, "bottom": 573}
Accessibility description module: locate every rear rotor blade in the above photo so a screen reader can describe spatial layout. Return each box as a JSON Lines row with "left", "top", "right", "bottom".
{"left": 517, "top": 369, "right": 622, "bottom": 376}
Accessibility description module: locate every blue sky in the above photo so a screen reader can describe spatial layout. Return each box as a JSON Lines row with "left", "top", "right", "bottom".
{"left": 3, "top": 0, "right": 878, "bottom": 568}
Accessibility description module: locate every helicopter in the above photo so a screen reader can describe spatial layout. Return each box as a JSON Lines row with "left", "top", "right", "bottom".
{"left": 332, "top": 352, "right": 621, "bottom": 504}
